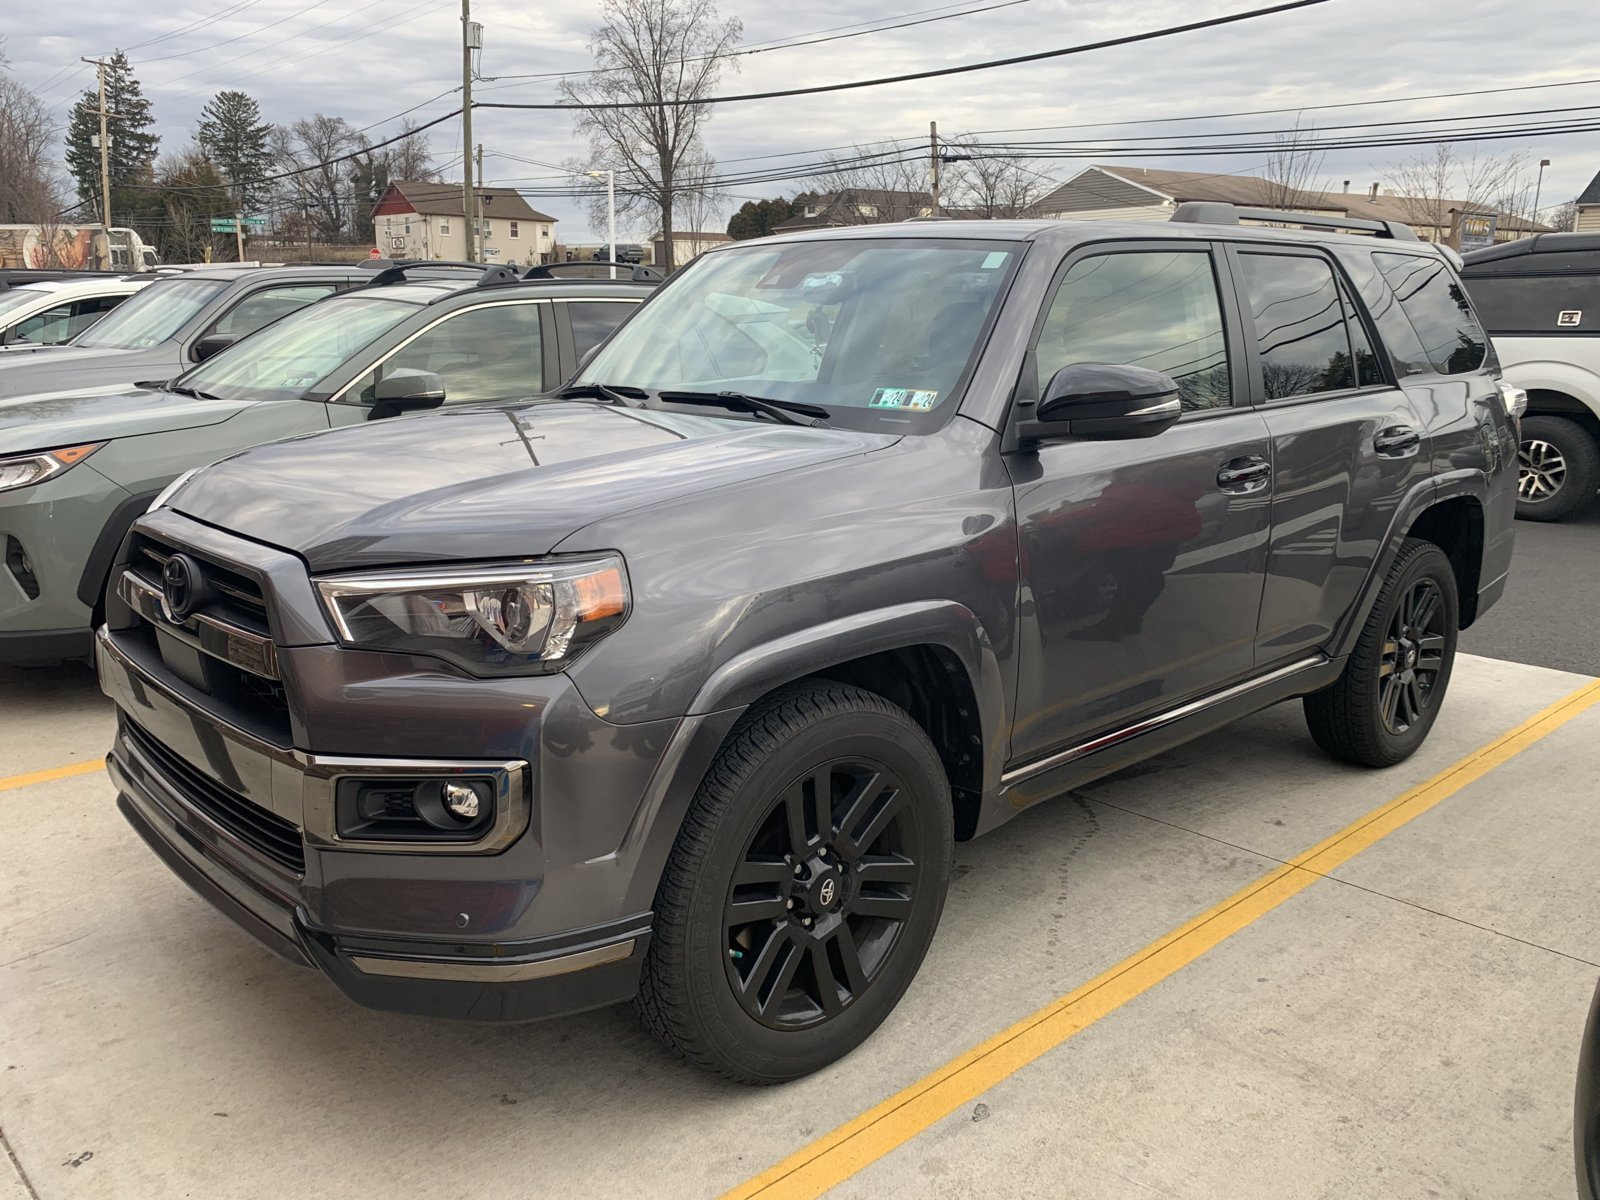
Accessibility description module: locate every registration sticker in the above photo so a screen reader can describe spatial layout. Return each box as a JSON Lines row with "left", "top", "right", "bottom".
{"left": 870, "top": 388, "right": 939, "bottom": 410}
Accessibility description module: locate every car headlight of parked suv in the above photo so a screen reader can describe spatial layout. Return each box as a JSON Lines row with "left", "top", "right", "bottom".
{"left": 315, "top": 555, "right": 630, "bottom": 676}
{"left": 0, "top": 443, "right": 103, "bottom": 494}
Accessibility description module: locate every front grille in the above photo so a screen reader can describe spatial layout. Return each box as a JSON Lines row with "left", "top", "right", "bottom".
{"left": 124, "top": 720, "right": 305, "bottom": 874}
{"left": 131, "top": 535, "right": 271, "bottom": 635}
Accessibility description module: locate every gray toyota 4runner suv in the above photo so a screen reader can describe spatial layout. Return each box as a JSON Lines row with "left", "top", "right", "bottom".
{"left": 99, "top": 205, "right": 1519, "bottom": 1083}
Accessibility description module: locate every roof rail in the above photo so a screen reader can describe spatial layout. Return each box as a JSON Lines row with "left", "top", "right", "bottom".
{"left": 1169, "top": 201, "right": 1420, "bottom": 242}
{"left": 521, "top": 261, "right": 662, "bottom": 283}
{"left": 362, "top": 260, "right": 488, "bottom": 287}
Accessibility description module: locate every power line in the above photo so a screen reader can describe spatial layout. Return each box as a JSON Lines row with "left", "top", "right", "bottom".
{"left": 476, "top": 0, "right": 1331, "bottom": 111}
{"left": 133, "top": 0, "right": 343, "bottom": 65}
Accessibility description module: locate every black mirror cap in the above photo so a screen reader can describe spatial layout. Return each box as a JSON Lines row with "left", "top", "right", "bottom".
{"left": 1017, "top": 362, "right": 1183, "bottom": 444}
{"left": 191, "top": 333, "right": 239, "bottom": 362}
{"left": 369, "top": 369, "right": 447, "bottom": 419}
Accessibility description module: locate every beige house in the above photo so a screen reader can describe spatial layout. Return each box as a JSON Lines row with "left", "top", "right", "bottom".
{"left": 1577, "top": 169, "right": 1600, "bottom": 233}
{"left": 1320, "top": 185, "right": 1550, "bottom": 245}
{"left": 653, "top": 230, "right": 732, "bottom": 270}
{"left": 370, "top": 182, "right": 557, "bottom": 265}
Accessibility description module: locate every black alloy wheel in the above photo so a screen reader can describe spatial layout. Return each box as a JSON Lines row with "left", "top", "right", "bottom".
{"left": 724, "top": 759, "right": 922, "bottom": 1030}
{"left": 637, "top": 681, "right": 952, "bottom": 1083}
{"left": 1378, "top": 578, "right": 1448, "bottom": 736}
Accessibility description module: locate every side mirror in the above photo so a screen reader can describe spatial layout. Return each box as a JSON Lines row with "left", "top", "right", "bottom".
{"left": 191, "top": 333, "right": 238, "bottom": 362}
{"left": 369, "top": 369, "right": 446, "bottom": 419}
{"left": 1014, "top": 362, "right": 1182, "bottom": 444}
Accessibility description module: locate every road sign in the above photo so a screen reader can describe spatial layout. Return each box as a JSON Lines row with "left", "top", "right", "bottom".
{"left": 241, "top": 216, "right": 267, "bottom": 228}
{"left": 209, "top": 218, "right": 237, "bottom": 232}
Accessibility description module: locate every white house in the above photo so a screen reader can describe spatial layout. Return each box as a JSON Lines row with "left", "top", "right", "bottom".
{"left": 370, "top": 182, "right": 557, "bottom": 265}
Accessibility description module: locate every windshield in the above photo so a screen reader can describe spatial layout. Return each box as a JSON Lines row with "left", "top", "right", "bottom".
{"left": 178, "top": 295, "right": 415, "bottom": 402}
{"left": 73, "top": 278, "right": 226, "bottom": 349}
{"left": 578, "top": 238, "right": 1022, "bottom": 430}
{"left": 0, "top": 287, "right": 55, "bottom": 323}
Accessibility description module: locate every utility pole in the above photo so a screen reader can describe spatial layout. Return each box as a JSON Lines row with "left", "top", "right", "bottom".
{"left": 81, "top": 57, "right": 113, "bottom": 268}
{"left": 461, "top": 0, "right": 481, "bottom": 261}
{"left": 476, "top": 143, "right": 486, "bottom": 257}
{"left": 929, "top": 121, "right": 941, "bottom": 218}
{"left": 235, "top": 210, "right": 245, "bottom": 263}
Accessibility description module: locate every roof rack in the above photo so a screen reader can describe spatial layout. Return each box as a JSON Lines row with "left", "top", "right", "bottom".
{"left": 521, "top": 261, "right": 662, "bottom": 283}
{"left": 1169, "top": 201, "right": 1420, "bottom": 242}
{"left": 362, "top": 260, "right": 489, "bottom": 287}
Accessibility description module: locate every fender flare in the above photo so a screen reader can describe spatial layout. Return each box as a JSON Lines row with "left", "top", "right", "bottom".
{"left": 613, "top": 600, "right": 1008, "bottom": 916}
{"left": 76, "top": 489, "right": 160, "bottom": 614}
{"left": 1328, "top": 470, "right": 1489, "bottom": 660}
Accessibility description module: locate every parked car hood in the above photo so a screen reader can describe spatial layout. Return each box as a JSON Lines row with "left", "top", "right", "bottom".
{"left": 170, "top": 400, "right": 898, "bottom": 571}
{"left": 0, "top": 344, "right": 178, "bottom": 399}
{"left": 0, "top": 386, "right": 254, "bottom": 456}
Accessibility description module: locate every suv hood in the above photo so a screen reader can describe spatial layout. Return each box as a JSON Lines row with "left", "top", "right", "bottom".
{"left": 0, "top": 386, "right": 254, "bottom": 456}
{"left": 170, "top": 400, "right": 898, "bottom": 571}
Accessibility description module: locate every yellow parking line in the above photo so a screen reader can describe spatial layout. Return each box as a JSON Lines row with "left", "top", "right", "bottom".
{"left": 0, "top": 759, "right": 106, "bottom": 793}
{"left": 724, "top": 678, "right": 1600, "bottom": 1200}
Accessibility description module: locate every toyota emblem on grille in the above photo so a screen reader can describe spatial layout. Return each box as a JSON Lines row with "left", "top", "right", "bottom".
{"left": 160, "top": 554, "right": 205, "bottom": 623}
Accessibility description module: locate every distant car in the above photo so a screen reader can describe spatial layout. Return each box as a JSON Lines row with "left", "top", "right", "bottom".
{"left": 0, "top": 264, "right": 377, "bottom": 400}
{"left": 594, "top": 243, "right": 645, "bottom": 265}
{"left": 1462, "top": 233, "right": 1600, "bottom": 520}
{"left": 1579, "top": 977, "right": 1600, "bottom": 1200}
{"left": 0, "top": 274, "right": 153, "bottom": 350}
{"left": 0, "top": 261, "right": 652, "bottom": 665}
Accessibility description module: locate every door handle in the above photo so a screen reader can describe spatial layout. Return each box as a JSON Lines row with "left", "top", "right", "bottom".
{"left": 1374, "top": 425, "right": 1422, "bottom": 456}
{"left": 1217, "top": 455, "right": 1271, "bottom": 494}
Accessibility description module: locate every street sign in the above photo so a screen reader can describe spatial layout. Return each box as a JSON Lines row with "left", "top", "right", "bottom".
{"left": 209, "top": 218, "right": 237, "bottom": 232}
{"left": 241, "top": 216, "right": 267, "bottom": 228}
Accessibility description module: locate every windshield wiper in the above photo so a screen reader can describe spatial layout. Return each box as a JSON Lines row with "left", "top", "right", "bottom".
{"left": 657, "top": 390, "right": 830, "bottom": 427}
{"left": 167, "top": 384, "right": 222, "bottom": 401}
{"left": 554, "top": 381, "right": 653, "bottom": 409}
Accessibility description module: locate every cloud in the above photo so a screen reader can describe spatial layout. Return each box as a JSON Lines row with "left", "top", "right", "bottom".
{"left": 8, "top": 0, "right": 1597, "bottom": 239}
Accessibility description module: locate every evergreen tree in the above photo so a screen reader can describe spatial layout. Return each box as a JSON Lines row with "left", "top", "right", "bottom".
{"left": 64, "top": 50, "right": 159, "bottom": 219}
{"left": 727, "top": 196, "right": 797, "bottom": 240}
{"left": 196, "top": 90, "right": 273, "bottom": 211}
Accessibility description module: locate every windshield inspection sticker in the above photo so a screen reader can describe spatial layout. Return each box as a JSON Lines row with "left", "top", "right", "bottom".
{"left": 870, "top": 388, "right": 939, "bottom": 410}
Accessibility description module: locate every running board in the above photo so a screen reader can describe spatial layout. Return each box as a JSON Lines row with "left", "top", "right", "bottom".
{"left": 1000, "top": 655, "right": 1330, "bottom": 791}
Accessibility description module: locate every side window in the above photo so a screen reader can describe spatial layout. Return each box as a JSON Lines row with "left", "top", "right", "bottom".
{"left": 566, "top": 301, "right": 637, "bottom": 362}
{"left": 1375, "top": 253, "right": 1487, "bottom": 375}
{"left": 11, "top": 301, "right": 76, "bottom": 344}
{"left": 1338, "top": 252, "right": 1431, "bottom": 377}
{"left": 1338, "top": 280, "right": 1382, "bottom": 388}
{"left": 349, "top": 302, "right": 543, "bottom": 406}
{"left": 1237, "top": 253, "right": 1354, "bottom": 400}
{"left": 211, "top": 284, "right": 337, "bottom": 339}
{"left": 1036, "top": 250, "right": 1232, "bottom": 413}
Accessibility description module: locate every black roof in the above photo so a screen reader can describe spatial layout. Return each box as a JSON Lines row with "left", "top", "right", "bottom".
{"left": 1461, "top": 232, "right": 1600, "bottom": 274}
{"left": 1577, "top": 169, "right": 1600, "bottom": 207}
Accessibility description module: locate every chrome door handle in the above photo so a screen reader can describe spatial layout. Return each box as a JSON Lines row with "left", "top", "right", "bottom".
{"left": 1374, "top": 425, "right": 1422, "bottom": 455}
{"left": 1217, "top": 455, "right": 1271, "bottom": 494}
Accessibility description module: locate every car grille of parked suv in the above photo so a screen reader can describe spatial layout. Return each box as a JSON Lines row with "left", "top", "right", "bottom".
{"left": 121, "top": 716, "right": 305, "bottom": 874}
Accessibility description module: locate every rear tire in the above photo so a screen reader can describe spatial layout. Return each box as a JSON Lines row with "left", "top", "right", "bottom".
{"left": 636, "top": 681, "right": 953, "bottom": 1083}
{"left": 1304, "top": 539, "right": 1459, "bottom": 768}
{"left": 1516, "top": 415, "right": 1599, "bottom": 522}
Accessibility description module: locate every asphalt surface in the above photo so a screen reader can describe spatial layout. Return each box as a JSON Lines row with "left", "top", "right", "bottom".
{"left": 1461, "top": 504, "right": 1600, "bottom": 676}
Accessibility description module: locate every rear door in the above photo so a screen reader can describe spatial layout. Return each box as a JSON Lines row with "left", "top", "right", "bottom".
{"left": 1226, "top": 244, "right": 1431, "bottom": 663}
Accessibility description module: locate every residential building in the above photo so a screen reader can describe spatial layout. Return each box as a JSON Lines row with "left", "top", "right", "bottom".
{"left": 1026, "top": 165, "right": 1550, "bottom": 244}
{"left": 1577, "top": 169, "right": 1600, "bottom": 233}
{"left": 772, "top": 189, "right": 933, "bottom": 232}
{"left": 653, "top": 231, "right": 733, "bottom": 270}
{"left": 370, "top": 182, "right": 557, "bottom": 265}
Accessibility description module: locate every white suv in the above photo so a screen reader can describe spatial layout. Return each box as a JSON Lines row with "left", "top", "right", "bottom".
{"left": 1463, "top": 233, "right": 1600, "bottom": 521}
{"left": 0, "top": 274, "right": 154, "bottom": 352}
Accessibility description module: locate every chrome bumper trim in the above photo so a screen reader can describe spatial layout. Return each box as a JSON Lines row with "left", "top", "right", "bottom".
{"left": 118, "top": 569, "right": 280, "bottom": 680}
{"left": 349, "top": 939, "right": 635, "bottom": 983}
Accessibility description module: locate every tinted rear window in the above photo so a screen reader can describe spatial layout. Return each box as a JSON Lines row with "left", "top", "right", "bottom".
{"left": 1462, "top": 274, "right": 1600, "bottom": 335}
{"left": 1375, "top": 253, "right": 1487, "bottom": 375}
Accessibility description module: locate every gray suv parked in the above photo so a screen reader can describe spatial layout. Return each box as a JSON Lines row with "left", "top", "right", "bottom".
{"left": 99, "top": 206, "right": 1518, "bottom": 1082}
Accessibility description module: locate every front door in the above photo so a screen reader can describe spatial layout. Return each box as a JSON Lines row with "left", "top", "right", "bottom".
{"left": 1229, "top": 246, "right": 1433, "bottom": 662}
{"left": 1007, "top": 243, "right": 1273, "bottom": 765}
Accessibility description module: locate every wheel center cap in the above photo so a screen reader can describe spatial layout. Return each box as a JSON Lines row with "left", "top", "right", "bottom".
{"left": 797, "top": 862, "right": 844, "bottom": 915}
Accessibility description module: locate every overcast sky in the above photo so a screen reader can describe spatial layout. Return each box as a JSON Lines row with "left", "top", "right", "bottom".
{"left": 7, "top": 0, "right": 1598, "bottom": 239}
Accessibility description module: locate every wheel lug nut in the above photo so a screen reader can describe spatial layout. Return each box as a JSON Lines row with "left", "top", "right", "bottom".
{"left": 794, "top": 865, "right": 804, "bottom": 877}
{"left": 785, "top": 898, "right": 794, "bottom": 909}
{"left": 801, "top": 918, "right": 812, "bottom": 928}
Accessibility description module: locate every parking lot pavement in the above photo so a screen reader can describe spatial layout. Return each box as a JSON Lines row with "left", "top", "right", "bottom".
{"left": 1, "top": 655, "right": 1596, "bottom": 1200}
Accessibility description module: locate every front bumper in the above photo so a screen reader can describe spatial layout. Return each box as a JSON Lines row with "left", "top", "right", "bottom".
{"left": 100, "top": 627, "right": 652, "bottom": 1022}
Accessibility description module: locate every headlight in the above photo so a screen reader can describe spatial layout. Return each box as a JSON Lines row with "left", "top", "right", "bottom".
{"left": 0, "top": 443, "right": 103, "bottom": 495}
{"left": 316, "top": 555, "right": 629, "bottom": 676}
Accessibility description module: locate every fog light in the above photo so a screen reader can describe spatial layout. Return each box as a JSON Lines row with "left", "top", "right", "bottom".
{"left": 442, "top": 781, "right": 482, "bottom": 820}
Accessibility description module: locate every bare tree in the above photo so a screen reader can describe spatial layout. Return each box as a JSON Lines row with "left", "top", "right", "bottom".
{"left": 675, "top": 151, "right": 725, "bottom": 238}
{"left": 271, "top": 115, "right": 368, "bottom": 241}
{"left": 1382, "top": 145, "right": 1525, "bottom": 242}
{"left": 809, "top": 141, "right": 930, "bottom": 222}
{"left": 0, "top": 70, "right": 65, "bottom": 223}
{"left": 944, "top": 138, "right": 1050, "bottom": 218}
{"left": 1547, "top": 198, "right": 1579, "bottom": 233}
{"left": 560, "top": 0, "right": 742, "bottom": 263}
{"left": 1256, "top": 112, "right": 1326, "bottom": 210}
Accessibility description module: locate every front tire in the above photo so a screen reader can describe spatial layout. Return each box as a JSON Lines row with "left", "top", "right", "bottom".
{"left": 636, "top": 681, "right": 953, "bottom": 1083}
{"left": 1516, "top": 415, "right": 1600, "bottom": 522}
{"left": 1304, "top": 539, "right": 1459, "bottom": 767}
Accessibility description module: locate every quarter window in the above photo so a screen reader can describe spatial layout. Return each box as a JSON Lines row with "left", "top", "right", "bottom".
{"left": 1375, "top": 253, "right": 1487, "bottom": 374}
{"left": 1237, "top": 253, "right": 1355, "bottom": 400}
{"left": 1036, "top": 250, "right": 1232, "bottom": 412}
{"left": 211, "top": 284, "right": 338, "bottom": 339}
{"left": 350, "top": 302, "right": 544, "bottom": 406}
{"left": 565, "top": 300, "right": 637, "bottom": 361}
